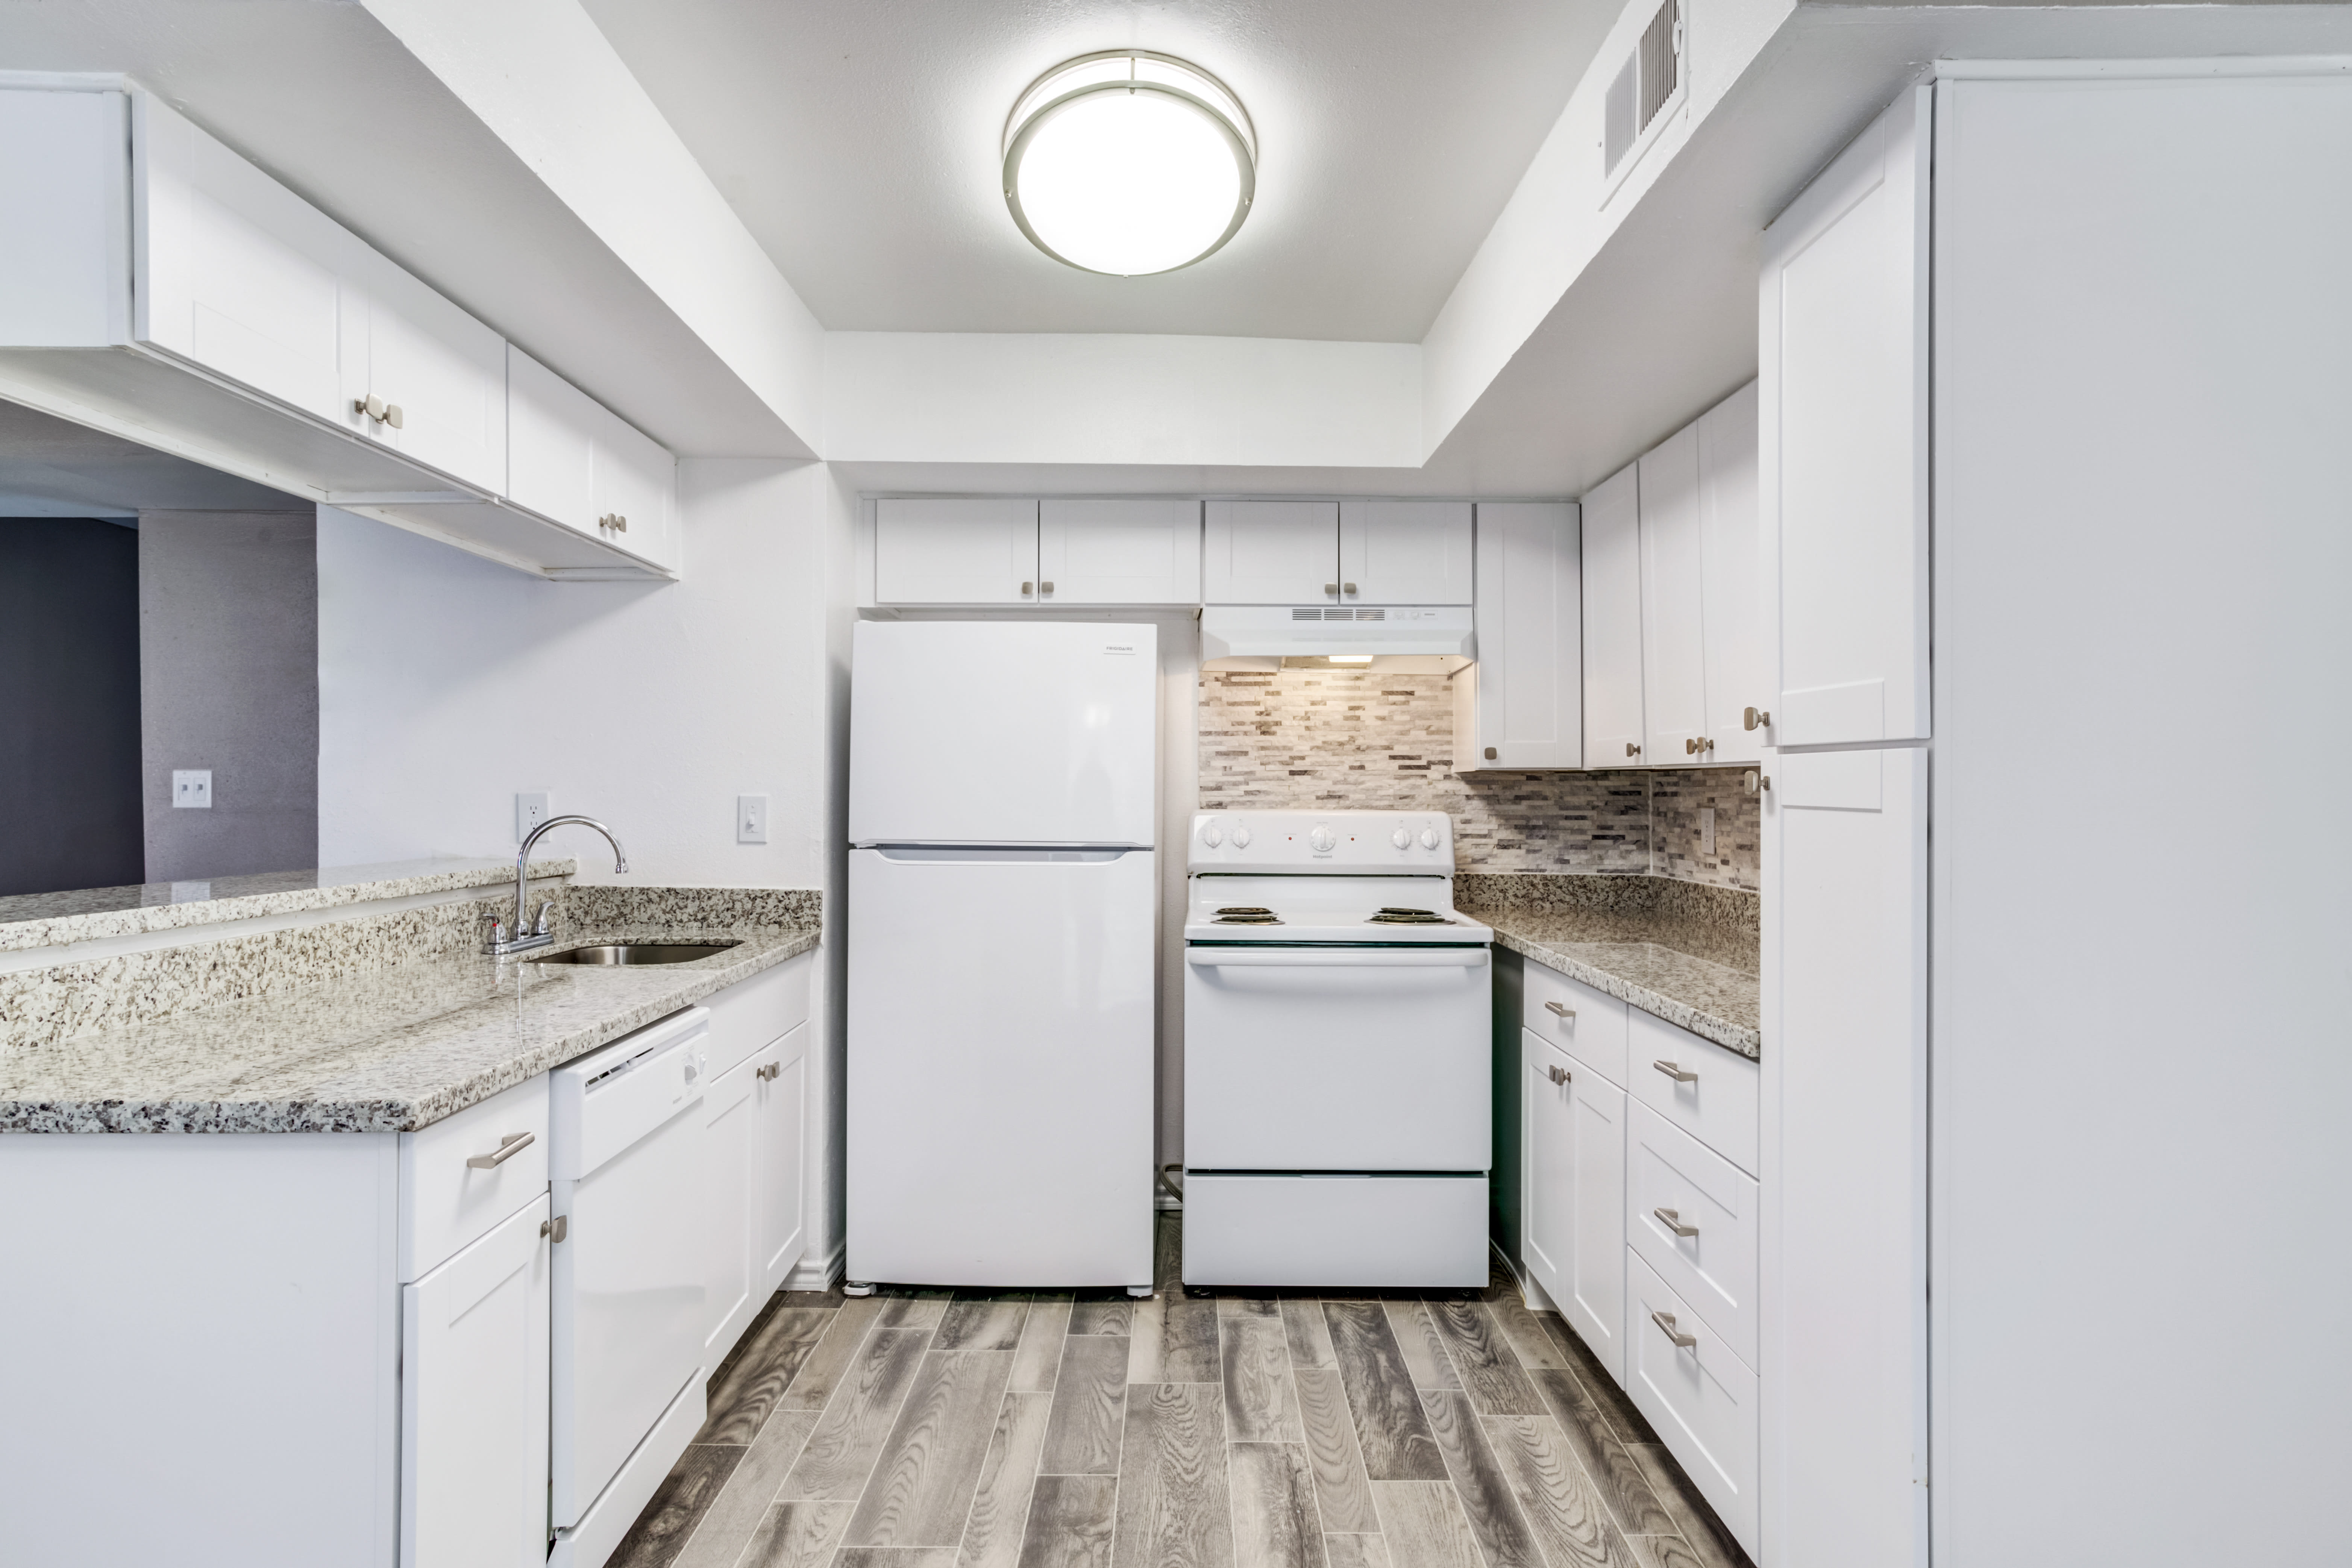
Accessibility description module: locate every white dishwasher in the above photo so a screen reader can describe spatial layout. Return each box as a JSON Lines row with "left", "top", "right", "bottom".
{"left": 548, "top": 1007, "right": 710, "bottom": 1568}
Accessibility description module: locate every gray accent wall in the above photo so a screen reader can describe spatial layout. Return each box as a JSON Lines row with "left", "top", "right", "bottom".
{"left": 139, "top": 511, "right": 319, "bottom": 881}
{"left": 0, "top": 518, "right": 143, "bottom": 897}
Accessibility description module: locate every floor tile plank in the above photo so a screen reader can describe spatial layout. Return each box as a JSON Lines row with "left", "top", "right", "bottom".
{"left": 732, "top": 1496, "right": 851, "bottom": 1568}
{"left": 1069, "top": 1300, "right": 1133, "bottom": 1336}
{"left": 1014, "top": 1473, "right": 1118, "bottom": 1568}
{"left": 1538, "top": 1319, "right": 1656, "bottom": 1445}
{"left": 835, "top": 1550, "right": 961, "bottom": 1567}
{"left": 1366, "top": 1481, "right": 1483, "bottom": 1568}
{"left": 1485, "top": 1415, "right": 1644, "bottom": 1568}
{"left": 1380, "top": 1303, "right": 1462, "bottom": 1392}
{"left": 1320, "top": 1303, "right": 1447, "bottom": 1482}
{"left": 1111, "top": 1382, "right": 1236, "bottom": 1568}
{"left": 1040, "top": 1335, "right": 1130, "bottom": 1475}
{"left": 1230, "top": 1443, "right": 1330, "bottom": 1568}
{"left": 1290, "top": 1368, "right": 1380, "bottom": 1535}
{"left": 1280, "top": 1301, "right": 1336, "bottom": 1371}
{"left": 673, "top": 1408, "right": 823, "bottom": 1568}
{"left": 1011, "top": 1297, "right": 1074, "bottom": 1393}
{"left": 606, "top": 1442, "right": 745, "bottom": 1568}
{"left": 877, "top": 1290, "right": 956, "bottom": 1330}
{"left": 1130, "top": 1295, "right": 1168, "bottom": 1383}
{"left": 1424, "top": 1301, "right": 1547, "bottom": 1417}
{"left": 1319, "top": 1536, "right": 1390, "bottom": 1568}
{"left": 1218, "top": 1294, "right": 1282, "bottom": 1319}
{"left": 1418, "top": 1391, "right": 1544, "bottom": 1568}
{"left": 957, "top": 1392, "right": 1054, "bottom": 1568}
{"left": 1485, "top": 1292, "right": 1570, "bottom": 1371}
{"left": 1528, "top": 1371, "right": 1678, "bottom": 1537}
{"left": 701, "top": 1307, "right": 834, "bottom": 1444}
{"left": 1623, "top": 1445, "right": 1753, "bottom": 1568}
{"left": 1159, "top": 1298, "right": 1223, "bottom": 1383}
{"left": 782, "top": 1295, "right": 888, "bottom": 1411}
{"left": 1624, "top": 1535, "right": 1712, "bottom": 1568}
{"left": 847, "top": 1351, "right": 1018, "bottom": 1547}
{"left": 938, "top": 1298, "right": 1031, "bottom": 1353}
{"left": 1222, "top": 1315, "right": 1305, "bottom": 1443}
{"left": 781, "top": 1327, "right": 932, "bottom": 1500}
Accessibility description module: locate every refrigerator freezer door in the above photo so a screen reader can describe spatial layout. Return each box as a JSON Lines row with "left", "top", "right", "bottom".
{"left": 847, "top": 846, "right": 1155, "bottom": 1287}
{"left": 849, "top": 620, "right": 1158, "bottom": 846}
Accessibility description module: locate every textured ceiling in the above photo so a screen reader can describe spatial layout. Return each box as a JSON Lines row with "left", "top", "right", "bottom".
{"left": 580, "top": 0, "right": 1616, "bottom": 340}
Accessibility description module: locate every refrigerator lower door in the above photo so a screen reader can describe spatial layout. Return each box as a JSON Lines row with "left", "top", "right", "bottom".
{"left": 848, "top": 846, "right": 1156, "bottom": 1288}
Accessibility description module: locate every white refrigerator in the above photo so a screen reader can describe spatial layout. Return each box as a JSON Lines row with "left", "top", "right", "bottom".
{"left": 846, "top": 620, "right": 1157, "bottom": 1291}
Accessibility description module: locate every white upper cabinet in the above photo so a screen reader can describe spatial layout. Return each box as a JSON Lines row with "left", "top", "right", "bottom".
{"left": 875, "top": 498, "right": 1040, "bottom": 605}
{"left": 1699, "top": 381, "right": 1765, "bottom": 766}
{"left": 588, "top": 398, "right": 677, "bottom": 572}
{"left": 1583, "top": 462, "right": 1647, "bottom": 766}
{"left": 1203, "top": 500, "right": 1340, "bottom": 603}
{"left": 508, "top": 346, "right": 678, "bottom": 574}
{"left": 1341, "top": 500, "right": 1474, "bottom": 604}
{"left": 1761, "top": 86, "right": 1930, "bottom": 748}
{"left": 1455, "top": 501, "right": 1582, "bottom": 771}
{"left": 347, "top": 256, "right": 506, "bottom": 494}
{"left": 1639, "top": 425, "right": 1709, "bottom": 766}
{"left": 1038, "top": 499, "right": 1201, "bottom": 605}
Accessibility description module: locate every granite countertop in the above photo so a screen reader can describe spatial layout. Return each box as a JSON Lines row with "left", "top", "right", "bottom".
{"left": 0, "top": 857, "right": 579, "bottom": 954}
{"left": 0, "top": 914, "right": 820, "bottom": 1135}
{"left": 1459, "top": 884, "right": 1760, "bottom": 1058}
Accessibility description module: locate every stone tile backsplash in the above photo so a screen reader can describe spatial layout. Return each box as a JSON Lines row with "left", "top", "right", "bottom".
{"left": 1198, "top": 667, "right": 1759, "bottom": 889}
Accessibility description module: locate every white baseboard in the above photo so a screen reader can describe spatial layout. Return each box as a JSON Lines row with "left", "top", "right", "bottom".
{"left": 785, "top": 1240, "right": 845, "bottom": 1292}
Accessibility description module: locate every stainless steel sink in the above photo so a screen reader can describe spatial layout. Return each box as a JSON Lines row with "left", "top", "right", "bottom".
{"left": 524, "top": 942, "right": 742, "bottom": 966}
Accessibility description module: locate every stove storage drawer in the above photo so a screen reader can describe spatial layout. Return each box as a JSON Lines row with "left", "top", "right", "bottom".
{"left": 1181, "top": 1173, "right": 1488, "bottom": 1287}
{"left": 1522, "top": 963, "right": 1629, "bottom": 1085}
{"left": 1184, "top": 945, "right": 1491, "bottom": 1171}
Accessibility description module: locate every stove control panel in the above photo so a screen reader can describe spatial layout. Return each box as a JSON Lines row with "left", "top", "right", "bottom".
{"left": 1188, "top": 810, "right": 1453, "bottom": 872}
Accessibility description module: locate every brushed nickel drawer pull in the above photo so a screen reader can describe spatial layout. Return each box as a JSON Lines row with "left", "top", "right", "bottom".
{"left": 541, "top": 1215, "right": 568, "bottom": 1243}
{"left": 466, "top": 1131, "right": 535, "bottom": 1169}
{"left": 1544, "top": 1001, "right": 1574, "bottom": 1020}
{"left": 1652, "top": 1309, "right": 1697, "bottom": 1348}
{"left": 1743, "top": 706, "right": 1771, "bottom": 731}
{"left": 1546, "top": 1063, "right": 1571, "bottom": 1086}
{"left": 1626, "top": 742, "right": 1641, "bottom": 758}
{"left": 1652, "top": 1059, "right": 1698, "bottom": 1083}
{"left": 756, "top": 1061, "right": 781, "bottom": 1081}
{"left": 1654, "top": 1206, "right": 1699, "bottom": 1237}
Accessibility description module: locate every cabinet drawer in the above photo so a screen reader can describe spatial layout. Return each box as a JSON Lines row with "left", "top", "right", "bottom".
{"left": 1627, "top": 1007, "right": 1758, "bottom": 1174}
{"left": 1625, "top": 1250, "right": 1759, "bottom": 1557}
{"left": 399, "top": 1075, "right": 550, "bottom": 1283}
{"left": 1523, "top": 965, "right": 1628, "bottom": 1085}
{"left": 1628, "top": 1104, "right": 1758, "bottom": 1366}
{"left": 705, "top": 953, "right": 813, "bottom": 1079}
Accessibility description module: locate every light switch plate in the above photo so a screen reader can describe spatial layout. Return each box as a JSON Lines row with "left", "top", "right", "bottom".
{"left": 737, "top": 795, "right": 769, "bottom": 845}
{"left": 515, "top": 792, "right": 551, "bottom": 843}
{"left": 171, "top": 769, "right": 212, "bottom": 808}
{"left": 1700, "top": 806, "right": 1716, "bottom": 856}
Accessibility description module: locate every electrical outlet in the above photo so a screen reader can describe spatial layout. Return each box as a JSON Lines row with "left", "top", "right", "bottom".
{"left": 172, "top": 770, "right": 212, "bottom": 808}
{"left": 1700, "top": 806, "right": 1717, "bottom": 856}
{"left": 737, "top": 794, "right": 769, "bottom": 845}
{"left": 515, "top": 792, "right": 551, "bottom": 842}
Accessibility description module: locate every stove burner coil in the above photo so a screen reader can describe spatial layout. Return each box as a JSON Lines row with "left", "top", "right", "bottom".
{"left": 1213, "top": 905, "right": 1282, "bottom": 925}
{"left": 1368, "top": 907, "right": 1450, "bottom": 925}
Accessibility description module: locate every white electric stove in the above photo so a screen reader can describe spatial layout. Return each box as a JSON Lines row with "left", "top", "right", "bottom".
{"left": 1181, "top": 810, "right": 1493, "bottom": 1289}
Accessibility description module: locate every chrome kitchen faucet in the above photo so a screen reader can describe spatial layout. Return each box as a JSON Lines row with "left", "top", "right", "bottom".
{"left": 487, "top": 814, "right": 629, "bottom": 956}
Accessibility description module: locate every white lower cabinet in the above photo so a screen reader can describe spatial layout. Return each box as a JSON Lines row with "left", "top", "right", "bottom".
{"left": 708, "top": 1013, "right": 814, "bottom": 1363}
{"left": 1523, "top": 1030, "right": 1627, "bottom": 1384}
{"left": 754, "top": 1022, "right": 810, "bottom": 1296}
{"left": 1627, "top": 1250, "right": 1760, "bottom": 1557}
{"left": 1629, "top": 1103, "right": 1760, "bottom": 1368}
{"left": 401, "top": 1193, "right": 552, "bottom": 1568}
{"left": 703, "top": 1051, "right": 760, "bottom": 1362}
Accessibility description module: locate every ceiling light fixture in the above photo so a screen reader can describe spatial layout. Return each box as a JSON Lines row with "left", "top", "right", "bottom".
{"left": 1002, "top": 51, "right": 1256, "bottom": 277}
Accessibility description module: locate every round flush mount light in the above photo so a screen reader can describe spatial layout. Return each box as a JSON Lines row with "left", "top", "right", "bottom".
{"left": 1003, "top": 51, "right": 1256, "bottom": 277}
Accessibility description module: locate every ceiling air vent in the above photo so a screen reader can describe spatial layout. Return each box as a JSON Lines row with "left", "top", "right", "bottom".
{"left": 1603, "top": 0, "right": 1685, "bottom": 181}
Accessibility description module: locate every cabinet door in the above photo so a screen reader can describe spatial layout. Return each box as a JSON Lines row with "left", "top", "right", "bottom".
{"left": 1524, "top": 1031, "right": 1576, "bottom": 1308}
{"left": 1761, "top": 86, "right": 1930, "bottom": 747}
{"left": 754, "top": 1023, "right": 809, "bottom": 1296}
{"left": 401, "top": 1193, "right": 550, "bottom": 1568}
{"left": 1037, "top": 498, "right": 1200, "bottom": 605}
{"left": 876, "top": 499, "right": 1040, "bottom": 604}
{"left": 1525, "top": 1031, "right": 1627, "bottom": 1385}
{"left": 1202, "top": 499, "right": 1338, "bottom": 604}
{"left": 1457, "top": 502, "right": 1581, "bottom": 770}
{"left": 1698, "top": 381, "right": 1765, "bottom": 765}
{"left": 1639, "top": 425, "right": 1708, "bottom": 766}
{"left": 591, "top": 401, "right": 678, "bottom": 572}
{"left": 1762, "top": 743, "right": 1927, "bottom": 1568}
{"left": 704, "top": 1052, "right": 758, "bottom": 1364}
{"left": 134, "top": 94, "right": 357, "bottom": 428}
{"left": 354, "top": 260, "right": 508, "bottom": 494}
{"left": 1582, "top": 462, "right": 1646, "bottom": 765}
{"left": 505, "top": 345, "right": 597, "bottom": 535}
{"left": 1340, "top": 499, "right": 1473, "bottom": 604}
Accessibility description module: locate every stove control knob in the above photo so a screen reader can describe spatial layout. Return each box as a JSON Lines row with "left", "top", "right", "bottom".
{"left": 1308, "top": 823, "right": 1336, "bottom": 853}
{"left": 1202, "top": 822, "right": 1224, "bottom": 848}
{"left": 1391, "top": 828, "right": 1411, "bottom": 849}
{"left": 1232, "top": 826, "right": 1251, "bottom": 848}
{"left": 1420, "top": 827, "right": 1442, "bottom": 850}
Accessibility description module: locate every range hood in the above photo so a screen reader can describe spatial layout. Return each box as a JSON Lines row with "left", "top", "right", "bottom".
{"left": 1200, "top": 605, "right": 1475, "bottom": 673}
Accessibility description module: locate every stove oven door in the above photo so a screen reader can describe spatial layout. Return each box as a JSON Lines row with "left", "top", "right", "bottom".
{"left": 1183, "top": 945, "right": 1491, "bottom": 1171}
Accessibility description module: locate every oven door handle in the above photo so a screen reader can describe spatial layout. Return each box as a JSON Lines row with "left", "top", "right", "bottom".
{"left": 1186, "top": 948, "right": 1491, "bottom": 968}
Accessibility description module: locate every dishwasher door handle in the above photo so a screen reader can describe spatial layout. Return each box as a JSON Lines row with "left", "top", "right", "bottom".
{"left": 1186, "top": 949, "right": 1491, "bottom": 968}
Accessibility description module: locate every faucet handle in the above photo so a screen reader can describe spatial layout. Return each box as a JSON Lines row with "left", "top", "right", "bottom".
{"left": 531, "top": 900, "right": 555, "bottom": 936}
{"left": 482, "top": 914, "right": 507, "bottom": 945}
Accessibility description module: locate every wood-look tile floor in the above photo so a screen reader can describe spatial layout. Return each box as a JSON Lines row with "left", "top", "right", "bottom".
{"left": 609, "top": 1218, "right": 1756, "bottom": 1568}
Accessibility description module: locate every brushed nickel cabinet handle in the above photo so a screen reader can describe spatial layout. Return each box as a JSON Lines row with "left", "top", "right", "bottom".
{"left": 1653, "top": 1059, "right": 1698, "bottom": 1083}
{"left": 1626, "top": 743, "right": 1641, "bottom": 758}
{"left": 541, "top": 1215, "right": 568, "bottom": 1243}
{"left": 1343, "top": 582, "right": 1357, "bottom": 595}
{"left": 1699, "top": 736, "right": 1714, "bottom": 753}
{"left": 756, "top": 1061, "right": 781, "bottom": 1081}
{"left": 1484, "top": 747, "right": 1498, "bottom": 760}
{"left": 1022, "top": 581, "right": 1034, "bottom": 595}
{"left": 1744, "top": 770, "right": 1771, "bottom": 795}
{"left": 1040, "top": 581, "right": 1053, "bottom": 594}
{"left": 1546, "top": 1063, "right": 1571, "bottom": 1085}
{"left": 467, "top": 1131, "right": 534, "bottom": 1169}
{"left": 1654, "top": 1206, "right": 1700, "bottom": 1237}
{"left": 1544, "top": 1001, "right": 1574, "bottom": 1020}
{"left": 1743, "top": 706, "right": 1771, "bottom": 731}
{"left": 1686, "top": 737, "right": 1700, "bottom": 755}
{"left": 384, "top": 403, "right": 404, "bottom": 430}
{"left": 1325, "top": 583, "right": 1339, "bottom": 596}
{"left": 1652, "top": 1309, "right": 1697, "bottom": 1348}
